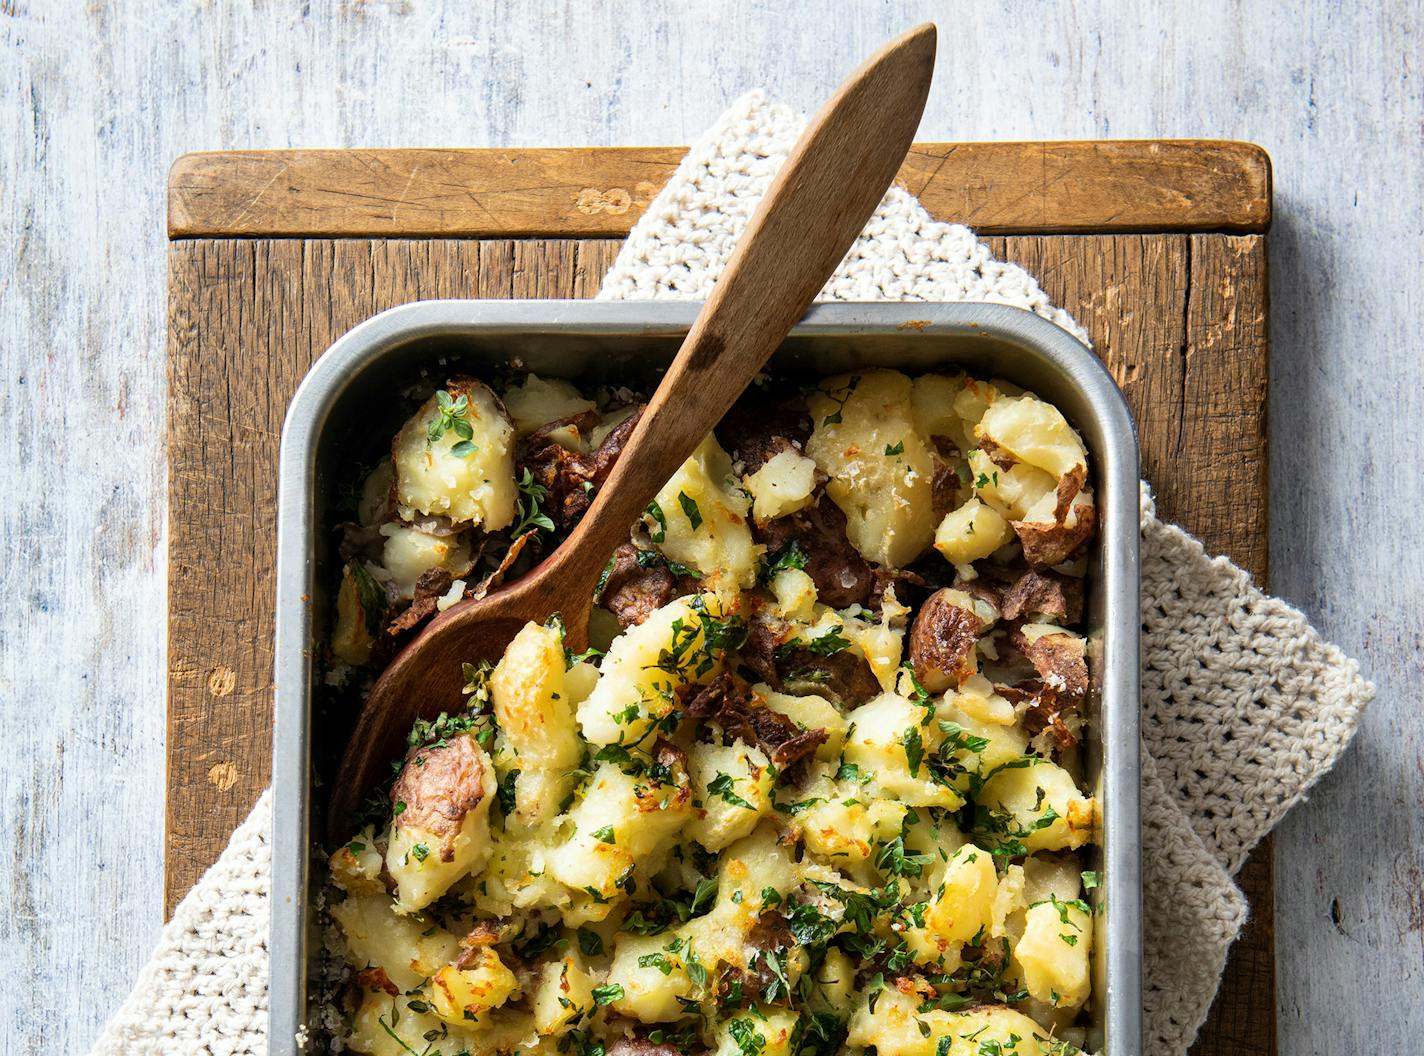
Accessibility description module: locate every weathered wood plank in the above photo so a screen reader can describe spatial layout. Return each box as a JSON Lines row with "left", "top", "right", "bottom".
{"left": 167, "top": 141, "right": 1272, "bottom": 240}
{"left": 165, "top": 235, "right": 1274, "bottom": 1056}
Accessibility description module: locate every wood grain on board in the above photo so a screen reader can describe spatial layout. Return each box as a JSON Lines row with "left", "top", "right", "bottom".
{"left": 168, "top": 140, "right": 1271, "bottom": 239}
{"left": 167, "top": 147, "right": 1272, "bottom": 1055}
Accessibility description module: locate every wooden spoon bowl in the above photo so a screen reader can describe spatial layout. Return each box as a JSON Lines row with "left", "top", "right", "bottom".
{"left": 327, "top": 22, "right": 937, "bottom": 840}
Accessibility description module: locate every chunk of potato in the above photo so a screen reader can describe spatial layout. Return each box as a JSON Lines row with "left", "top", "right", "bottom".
{"left": 379, "top": 524, "right": 472, "bottom": 601}
{"left": 978, "top": 759, "right": 1097, "bottom": 853}
{"left": 933, "top": 497, "right": 1013, "bottom": 565}
{"left": 805, "top": 370, "right": 936, "bottom": 567}
{"left": 491, "top": 621, "right": 582, "bottom": 830}
{"left": 647, "top": 435, "right": 760, "bottom": 590}
{"left": 328, "top": 825, "right": 385, "bottom": 896}
{"left": 386, "top": 735, "right": 498, "bottom": 913}
{"left": 688, "top": 739, "right": 773, "bottom": 851}
{"left": 743, "top": 447, "right": 819, "bottom": 523}
{"left": 1014, "top": 898, "right": 1092, "bottom": 1008}
{"left": 332, "top": 562, "right": 380, "bottom": 665}
{"left": 910, "top": 372, "right": 969, "bottom": 448}
{"left": 531, "top": 954, "right": 596, "bottom": 1035}
{"left": 755, "top": 686, "right": 846, "bottom": 761}
{"left": 608, "top": 932, "right": 696, "bottom": 1022}
{"left": 769, "top": 567, "right": 818, "bottom": 621}
{"left": 500, "top": 374, "right": 596, "bottom": 437}
{"left": 347, "top": 992, "right": 479, "bottom": 1056}
{"left": 976, "top": 394, "right": 1087, "bottom": 480}
{"left": 920, "top": 845, "right": 997, "bottom": 955}
{"left": 548, "top": 762, "right": 691, "bottom": 906}
{"left": 934, "top": 696, "right": 1030, "bottom": 788}
{"left": 841, "top": 693, "right": 964, "bottom": 809}
{"left": 330, "top": 894, "right": 460, "bottom": 991}
{"left": 393, "top": 379, "right": 516, "bottom": 528}
{"left": 577, "top": 593, "right": 729, "bottom": 747}
{"left": 429, "top": 946, "right": 519, "bottom": 1027}
{"left": 712, "top": 1008, "right": 801, "bottom": 1056}
{"left": 966, "top": 448, "right": 1056, "bottom": 522}
{"left": 848, "top": 988, "right": 1055, "bottom": 1056}
{"left": 801, "top": 795, "right": 907, "bottom": 864}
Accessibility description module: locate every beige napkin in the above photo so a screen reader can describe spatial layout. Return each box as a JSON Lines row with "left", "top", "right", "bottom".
{"left": 92, "top": 91, "right": 1371, "bottom": 1056}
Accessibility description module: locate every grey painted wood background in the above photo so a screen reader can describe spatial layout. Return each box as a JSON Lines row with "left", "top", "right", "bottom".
{"left": 2, "top": 2, "right": 1419, "bottom": 1054}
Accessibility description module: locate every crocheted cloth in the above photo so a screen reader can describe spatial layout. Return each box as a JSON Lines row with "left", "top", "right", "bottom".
{"left": 92, "top": 92, "right": 1372, "bottom": 1056}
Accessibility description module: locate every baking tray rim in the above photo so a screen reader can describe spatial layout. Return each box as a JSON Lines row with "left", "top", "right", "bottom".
{"left": 271, "top": 299, "right": 1143, "bottom": 1054}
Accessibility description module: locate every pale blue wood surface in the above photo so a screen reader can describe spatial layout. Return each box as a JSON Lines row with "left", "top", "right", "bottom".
{"left": 1, "top": 2, "right": 1419, "bottom": 1054}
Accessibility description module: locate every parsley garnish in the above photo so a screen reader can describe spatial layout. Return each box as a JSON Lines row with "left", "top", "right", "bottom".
{"left": 590, "top": 983, "right": 624, "bottom": 1006}
{"left": 884, "top": 440, "right": 904, "bottom": 456}
{"left": 819, "top": 375, "right": 861, "bottom": 426}
{"left": 577, "top": 928, "right": 604, "bottom": 956}
{"left": 645, "top": 499, "right": 668, "bottom": 543}
{"left": 592, "top": 825, "right": 616, "bottom": 845}
{"left": 677, "top": 490, "right": 703, "bottom": 530}
{"left": 902, "top": 726, "right": 924, "bottom": 775}
{"left": 707, "top": 771, "right": 755, "bottom": 810}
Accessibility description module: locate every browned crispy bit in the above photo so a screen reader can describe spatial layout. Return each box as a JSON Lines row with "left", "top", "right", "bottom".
{"left": 471, "top": 528, "right": 534, "bottom": 601}
{"left": 1053, "top": 464, "right": 1088, "bottom": 521}
{"left": 868, "top": 564, "right": 927, "bottom": 612}
{"left": 718, "top": 700, "right": 829, "bottom": 770}
{"left": 998, "top": 568, "right": 1084, "bottom": 624}
{"left": 459, "top": 919, "right": 503, "bottom": 948}
{"left": 385, "top": 567, "right": 456, "bottom": 635}
{"left": 977, "top": 437, "right": 1018, "bottom": 470}
{"left": 1013, "top": 500, "right": 1097, "bottom": 569}
{"left": 1001, "top": 681, "right": 1080, "bottom": 752}
{"left": 606, "top": 1040, "right": 687, "bottom": 1056}
{"left": 715, "top": 391, "right": 813, "bottom": 473}
{"left": 390, "top": 735, "right": 489, "bottom": 859}
{"left": 685, "top": 672, "right": 829, "bottom": 771}
{"left": 598, "top": 542, "right": 676, "bottom": 628}
{"left": 1010, "top": 628, "right": 1090, "bottom": 705}
{"left": 519, "top": 407, "right": 645, "bottom": 530}
{"left": 758, "top": 493, "right": 874, "bottom": 608}
{"left": 589, "top": 408, "right": 642, "bottom": 481}
{"left": 735, "top": 614, "right": 785, "bottom": 687}
{"left": 776, "top": 645, "right": 883, "bottom": 708}
{"left": 909, "top": 588, "right": 985, "bottom": 692}
{"left": 682, "top": 671, "right": 742, "bottom": 719}
{"left": 768, "top": 726, "right": 830, "bottom": 769}
{"left": 355, "top": 966, "right": 400, "bottom": 996}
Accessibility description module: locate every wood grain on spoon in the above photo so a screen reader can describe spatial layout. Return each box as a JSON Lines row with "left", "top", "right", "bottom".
{"left": 327, "top": 22, "right": 937, "bottom": 840}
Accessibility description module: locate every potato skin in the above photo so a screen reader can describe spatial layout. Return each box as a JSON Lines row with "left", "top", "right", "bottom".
{"left": 909, "top": 588, "right": 984, "bottom": 692}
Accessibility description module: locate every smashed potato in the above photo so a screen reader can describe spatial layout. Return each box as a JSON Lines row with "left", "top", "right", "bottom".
{"left": 323, "top": 364, "right": 1104, "bottom": 1056}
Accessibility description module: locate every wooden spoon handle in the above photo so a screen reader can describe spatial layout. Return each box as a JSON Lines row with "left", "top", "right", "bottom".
{"left": 549, "top": 22, "right": 937, "bottom": 602}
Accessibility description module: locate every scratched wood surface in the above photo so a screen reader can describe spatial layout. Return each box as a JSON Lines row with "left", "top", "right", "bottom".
{"left": 166, "top": 139, "right": 1272, "bottom": 1051}
{"left": 10, "top": 5, "right": 1420, "bottom": 1056}
{"left": 167, "top": 141, "right": 1271, "bottom": 238}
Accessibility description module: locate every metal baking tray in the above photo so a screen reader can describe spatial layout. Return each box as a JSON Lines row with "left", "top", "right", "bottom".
{"left": 271, "top": 300, "right": 1142, "bottom": 1054}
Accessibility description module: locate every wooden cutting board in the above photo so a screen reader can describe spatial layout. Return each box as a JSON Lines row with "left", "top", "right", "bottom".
{"left": 166, "top": 140, "right": 1273, "bottom": 1054}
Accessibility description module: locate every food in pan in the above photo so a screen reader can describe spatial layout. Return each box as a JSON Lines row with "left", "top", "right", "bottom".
{"left": 320, "top": 367, "right": 1101, "bottom": 1056}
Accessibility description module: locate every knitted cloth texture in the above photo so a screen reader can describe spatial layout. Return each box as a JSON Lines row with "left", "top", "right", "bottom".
{"left": 93, "top": 91, "right": 1372, "bottom": 1056}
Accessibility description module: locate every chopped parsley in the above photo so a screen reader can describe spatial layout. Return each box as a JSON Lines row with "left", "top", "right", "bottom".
{"left": 645, "top": 499, "right": 668, "bottom": 543}
{"left": 677, "top": 490, "right": 703, "bottom": 530}
{"left": 590, "top": 983, "right": 624, "bottom": 1006}
{"left": 707, "top": 771, "right": 756, "bottom": 810}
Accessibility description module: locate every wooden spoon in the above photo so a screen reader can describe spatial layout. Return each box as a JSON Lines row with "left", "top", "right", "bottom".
{"left": 328, "top": 22, "right": 937, "bottom": 839}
